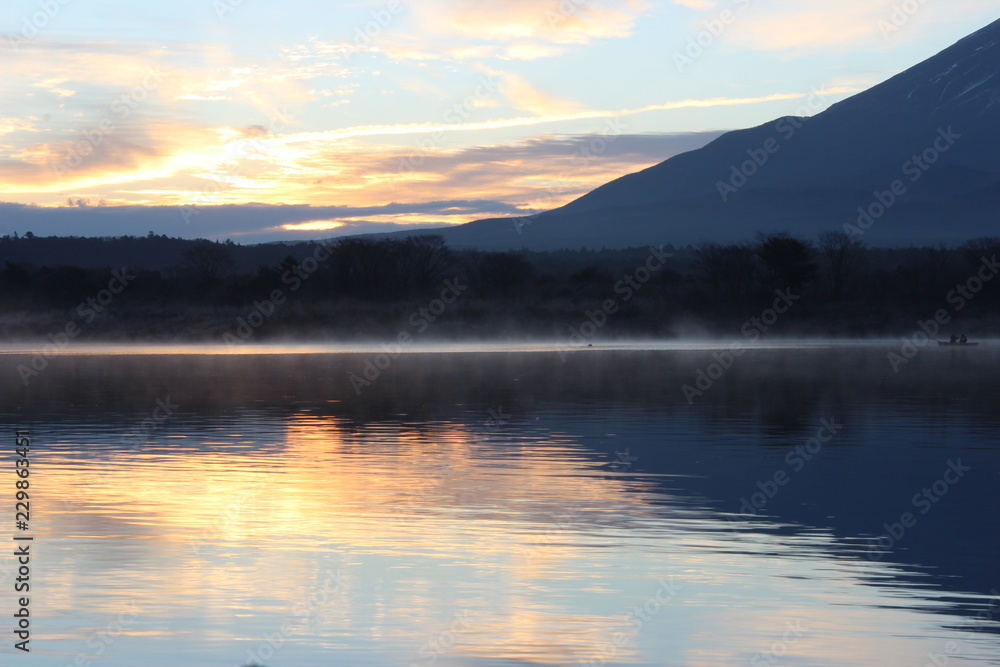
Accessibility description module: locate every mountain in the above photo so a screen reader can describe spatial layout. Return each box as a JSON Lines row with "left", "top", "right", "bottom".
{"left": 410, "top": 19, "right": 1000, "bottom": 250}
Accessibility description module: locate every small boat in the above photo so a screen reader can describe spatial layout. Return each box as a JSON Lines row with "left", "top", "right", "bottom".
{"left": 938, "top": 341, "right": 979, "bottom": 346}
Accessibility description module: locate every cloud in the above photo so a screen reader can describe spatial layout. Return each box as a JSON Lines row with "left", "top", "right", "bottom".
{"left": 672, "top": 0, "right": 716, "bottom": 8}
{"left": 1, "top": 39, "right": 317, "bottom": 130}
{"left": 0, "top": 117, "right": 40, "bottom": 137}
{"left": 480, "top": 67, "right": 582, "bottom": 116}
{"left": 0, "top": 131, "right": 726, "bottom": 242}
{"left": 422, "top": 0, "right": 650, "bottom": 45}
{"left": 0, "top": 200, "right": 507, "bottom": 243}
{"left": 503, "top": 42, "right": 566, "bottom": 60}
{"left": 717, "top": 0, "right": 1000, "bottom": 53}
{"left": 729, "top": 3, "right": 891, "bottom": 52}
{"left": 0, "top": 117, "right": 216, "bottom": 195}
{"left": 0, "top": 82, "right": 848, "bottom": 213}
{"left": 30, "top": 77, "right": 76, "bottom": 98}
{"left": 369, "top": 0, "right": 649, "bottom": 63}
{"left": 258, "top": 90, "right": 830, "bottom": 146}
{"left": 378, "top": 131, "right": 727, "bottom": 211}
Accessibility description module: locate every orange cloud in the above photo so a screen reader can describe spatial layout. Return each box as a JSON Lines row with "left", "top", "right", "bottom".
{"left": 445, "top": 0, "right": 647, "bottom": 43}
{"left": 339, "top": 0, "right": 648, "bottom": 64}
{"left": 480, "top": 66, "right": 583, "bottom": 116}
{"left": 0, "top": 84, "right": 855, "bottom": 213}
{"left": 724, "top": 0, "right": 1000, "bottom": 53}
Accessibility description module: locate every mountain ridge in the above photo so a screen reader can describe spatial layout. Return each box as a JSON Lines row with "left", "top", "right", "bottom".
{"left": 394, "top": 18, "right": 1000, "bottom": 250}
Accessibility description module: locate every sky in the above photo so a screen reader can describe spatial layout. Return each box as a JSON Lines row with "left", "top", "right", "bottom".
{"left": 1, "top": 0, "right": 997, "bottom": 243}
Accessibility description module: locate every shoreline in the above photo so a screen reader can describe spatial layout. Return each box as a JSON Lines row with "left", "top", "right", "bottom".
{"left": 0, "top": 338, "right": 993, "bottom": 356}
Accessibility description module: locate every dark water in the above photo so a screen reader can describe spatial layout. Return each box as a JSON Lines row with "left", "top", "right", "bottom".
{"left": 0, "top": 343, "right": 998, "bottom": 666}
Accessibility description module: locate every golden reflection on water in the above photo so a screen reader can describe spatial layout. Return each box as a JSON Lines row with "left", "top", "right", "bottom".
{"left": 21, "top": 410, "right": 1000, "bottom": 666}
{"left": 0, "top": 339, "right": 941, "bottom": 358}
{"left": 35, "top": 413, "right": 677, "bottom": 663}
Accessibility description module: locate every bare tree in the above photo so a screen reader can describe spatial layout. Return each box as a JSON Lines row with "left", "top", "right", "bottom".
{"left": 695, "top": 242, "right": 757, "bottom": 301}
{"left": 817, "top": 230, "right": 864, "bottom": 298}
{"left": 396, "top": 235, "right": 453, "bottom": 292}
{"left": 181, "top": 240, "right": 235, "bottom": 284}
{"left": 330, "top": 238, "right": 398, "bottom": 298}
{"left": 960, "top": 236, "right": 1000, "bottom": 269}
{"left": 756, "top": 233, "right": 817, "bottom": 293}
{"left": 465, "top": 251, "right": 534, "bottom": 298}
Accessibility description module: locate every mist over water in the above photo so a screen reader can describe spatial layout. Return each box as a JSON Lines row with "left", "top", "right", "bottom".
{"left": 1, "top": 343, "right": 998, "bottom": 666}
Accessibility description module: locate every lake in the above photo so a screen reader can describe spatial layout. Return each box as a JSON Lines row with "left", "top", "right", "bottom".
{"left": 1, "top": 342, "right": 998, "bottom": 666}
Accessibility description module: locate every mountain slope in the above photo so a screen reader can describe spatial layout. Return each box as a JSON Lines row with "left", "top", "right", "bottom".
{"left": 417, "top": 19, "right": 1000, "bottom": 250}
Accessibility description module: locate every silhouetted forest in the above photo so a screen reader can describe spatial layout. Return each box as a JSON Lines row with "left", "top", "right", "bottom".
{"left": 1, "top": 231, "right": 999, "bottom": 341}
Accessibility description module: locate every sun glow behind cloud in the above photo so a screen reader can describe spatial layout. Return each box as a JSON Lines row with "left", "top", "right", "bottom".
{"left": 281, "top": 220, "right": 346, "bottom": 231}
{"left": 0, "top": 0, "right": 996, "bottom": 239}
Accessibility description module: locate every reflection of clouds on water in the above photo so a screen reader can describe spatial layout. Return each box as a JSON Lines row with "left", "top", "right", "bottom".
{"left": 24, "top": 408, "right": 999, "bottom": 666}
{"left": 3, "top": 347, "right": 1000, "bottom": 665}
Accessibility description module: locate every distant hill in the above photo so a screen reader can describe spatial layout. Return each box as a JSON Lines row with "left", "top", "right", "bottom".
{"left": 404, "top": 18, "right": 1000, "bottom": 250}
{"left": 0, "top": 234, "right": 317, "bottom": 272}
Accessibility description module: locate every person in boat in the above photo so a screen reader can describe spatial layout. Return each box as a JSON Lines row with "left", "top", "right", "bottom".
{"left": 960, "top": 333, "right": 968, "bottom": 343}
{"left": 950, "top": 334, "right": 958, "bottom": 343}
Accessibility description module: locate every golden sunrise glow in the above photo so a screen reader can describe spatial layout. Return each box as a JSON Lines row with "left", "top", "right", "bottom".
{"left": 30, "top": 411, "right": 982, "bottom": 665}
{"left": 280, "top": 220, "right": 346, "bottom": 231}
{"left": 1, "top": 88, "right": 860, "bottom": 213}
{"left": 3, "top": 0, "right": 990, "bottom": 242}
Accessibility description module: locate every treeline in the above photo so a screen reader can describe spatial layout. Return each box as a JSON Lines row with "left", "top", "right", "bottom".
{"left": 0, "top": 231, "right": 327, "bottom": 273}
{"left": 1, "top": 231, "right": 999, "bottom": 339}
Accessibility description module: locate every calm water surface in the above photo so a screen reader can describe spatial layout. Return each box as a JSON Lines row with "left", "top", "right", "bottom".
{"left": 0, "top": 343, "right": 998, "bottom": 666}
